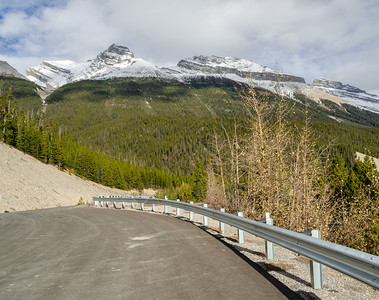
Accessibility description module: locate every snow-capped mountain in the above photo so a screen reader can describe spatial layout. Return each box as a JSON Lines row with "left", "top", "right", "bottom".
{"left": 26, "top": 44, "right": 164, "bottom": 89}
{"left": 26, "top": 60, "right": 87, "bottom": 89}
{"left": 25, "top": 43, "right": 378, "bottom": 113}
{"left": 174, "top": 55, "right": 305, "bottom": 83}
{"left": 312, "top": 78, "right": 379, "bottom": 114}
{"left": 0, "top": 60, "right": 26, "bottom": 79}
{"left": 165, "top": 55, "right": 307, "bottom": 98}
{"left": 26, "top": 44, "right": 306, "bottom": 92}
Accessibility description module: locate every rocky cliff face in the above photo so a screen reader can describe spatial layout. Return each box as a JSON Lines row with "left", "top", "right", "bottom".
{"left": 312, "top": 78, "right": 366, "bottom": 93}
{"left": 0, "top": 61, "right": 26, "bottom": 79}
{"left": 312, "top": 78, "right": 379, "bottom": 113}
{"left": 177, "top": 55, "right": 305, "bottom": 83}
{"left": 89, "top": 44, "right": 134, "bottom": 70}
{"left": 26, "top": 60, "right": 86, "bottom": 89}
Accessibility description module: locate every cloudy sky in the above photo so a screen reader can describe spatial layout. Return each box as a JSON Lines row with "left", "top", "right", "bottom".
{"left": 0, "top": 0, "right": 378, "bottom": 93}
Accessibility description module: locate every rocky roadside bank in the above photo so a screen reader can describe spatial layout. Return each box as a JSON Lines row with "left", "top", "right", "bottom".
{"left": 0, "top": 142, "right": 154, "bottom": 213}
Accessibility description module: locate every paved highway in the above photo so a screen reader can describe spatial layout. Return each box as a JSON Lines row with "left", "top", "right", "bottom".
{"left": 0, "top": 206, "right": 298, "bottom": 299}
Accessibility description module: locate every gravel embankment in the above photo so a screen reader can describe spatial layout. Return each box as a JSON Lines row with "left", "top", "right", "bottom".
{"left": 0, "top": 142, "right": 154, "bottom": 213}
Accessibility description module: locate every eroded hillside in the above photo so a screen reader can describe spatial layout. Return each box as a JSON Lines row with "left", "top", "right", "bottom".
{"left": 0, "top": 142, "right": 153, "bottom": 213}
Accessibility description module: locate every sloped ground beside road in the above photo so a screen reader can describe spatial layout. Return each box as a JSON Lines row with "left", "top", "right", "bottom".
{"left": 0, "top": 142, "right": 153, "bottom": 213}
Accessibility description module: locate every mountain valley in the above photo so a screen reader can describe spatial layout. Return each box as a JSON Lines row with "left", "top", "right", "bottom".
{"left": 0, "top": 43, "right": 378, "bottom": 198}
{"left": 1, "top": 44, "right": 378, "bottom": 256}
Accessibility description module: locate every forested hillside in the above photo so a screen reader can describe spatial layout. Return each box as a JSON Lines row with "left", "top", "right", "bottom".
{"left": 45, "top": 78, "right": 379, "bottom": 173}
{"left": 0, "top": 83, "right": 186, "bottom": 193}
{"left": 0, "top": 76, "right": 42, "bottom": 112}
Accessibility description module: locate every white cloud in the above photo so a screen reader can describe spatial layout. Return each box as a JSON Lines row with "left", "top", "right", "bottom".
{"left": 0, "top": 0, "right": 378, "bottom": 91}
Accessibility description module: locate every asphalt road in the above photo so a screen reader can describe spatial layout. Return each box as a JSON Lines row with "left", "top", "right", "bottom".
{"left": 0, "top": 206, "right": 297, "bottom": 299}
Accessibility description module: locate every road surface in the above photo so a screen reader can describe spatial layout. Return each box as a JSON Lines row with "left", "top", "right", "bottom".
{"left": 0, "top": 206, "right": 298, "bottom": 299}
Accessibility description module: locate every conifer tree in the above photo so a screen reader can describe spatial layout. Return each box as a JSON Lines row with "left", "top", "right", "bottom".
{"left": 192, "top": 160, "right": 208, "bottom": 201}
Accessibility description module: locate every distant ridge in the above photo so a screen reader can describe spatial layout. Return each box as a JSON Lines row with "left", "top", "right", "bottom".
{"left": 312, "top": 78, "right": 379, "bottom": 114}
{"left": 22, "top": 43, "right": 379, "bottom": 113}
{"left": 25, "top": 43, "right": 307, "bottom": 95}
{"left": 0, "top": 60, "right": 26, "bottom": 79}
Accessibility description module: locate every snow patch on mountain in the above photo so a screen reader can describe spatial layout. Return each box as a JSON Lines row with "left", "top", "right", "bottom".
{"left": 26, "top": 60, "right": 90, "bottom": 89}
{"left": 89, "top": 58, "right": 165, "bottom": 80}
{"left": 312, "top": 78, "right": 379, "bottom": 113}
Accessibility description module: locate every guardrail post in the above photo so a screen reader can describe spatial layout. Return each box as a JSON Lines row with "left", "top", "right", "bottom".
{"left": 219, "top": 208, "right": 225, "bottom": 234}
{"left": 131, "top": 202, "right": 135, "bottom": 209}
{"left": 106, "top": 201, "right": 109, "bottom": 208}
{"left": 176, "top": 199, "right": 180, "bottom": 216}
{"left": 94, "top": 200, "right": 99, "bottom": 207}
{"left": 203, "top": 204, "right": 208, "bottom": 226}
{"left": 265, "top": 213, "right": 274, "bottom": 259}
{"left": 237, "top": 212, "right": 245, "bottom": 243}
{"left": 152, "top": 203, "right": 156, "bottom": 212}
{"left": 113, "top": 202, "right": 117, "bottom": 209}
{"left": 141, "top": 203, "right": 144, "bottom": 211}
{"left": 164, "top": 196, "right": 168, "bottom": 214}
{"left": 189, "top": 202, "right": 194, "bottom": 220}
{"left": 100, "top": 201, "right": 104, "bottom": 207}
{"left": 310, "top": 229, "right": 323, "bottom": 289}
{"left": 122, "top": 202, "right": 125, "bottom": 209}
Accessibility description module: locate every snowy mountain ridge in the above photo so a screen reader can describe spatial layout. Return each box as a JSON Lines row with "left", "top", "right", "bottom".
{"left": 312, "top": 78, "right": 379, "bottom": 113}
{"left": 26, "top": 44, "right": 164, "bottom": 89}
{"left": 23, "top": 43, "right": 379, "bottom": 113}
{"left": 26, "top": 44, "right": 306, "bottom": 86}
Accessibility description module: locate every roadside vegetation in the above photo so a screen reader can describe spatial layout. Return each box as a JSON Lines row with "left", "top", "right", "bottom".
{"left": 208, "top": 84, "right": 378, "bottom": 254}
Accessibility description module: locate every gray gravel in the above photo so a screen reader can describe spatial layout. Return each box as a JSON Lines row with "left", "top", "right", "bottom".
{"left": 0, "top": 142, "right": 154, "bottom": 213}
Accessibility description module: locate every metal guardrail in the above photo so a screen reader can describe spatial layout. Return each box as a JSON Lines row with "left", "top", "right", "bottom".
{"left": 93, "top": 195, "right": 379, "bottom": 290}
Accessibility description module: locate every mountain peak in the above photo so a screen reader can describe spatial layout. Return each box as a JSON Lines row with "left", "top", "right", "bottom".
{"left": 106, "top": 43, "right": 134, "bottom": 57}
{"left": 94, "top": 43, "right": 135, "bottom": 67}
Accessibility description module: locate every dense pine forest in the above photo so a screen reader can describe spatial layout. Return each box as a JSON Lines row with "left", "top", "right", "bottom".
{"left": 45, "top": 78, "right": 379, "bottom": 172}
{"left": 1, "top": 76, "right": 378, "bottom": 254}
{"left": 0, "top": 80, "right": 189, "bottom": 192}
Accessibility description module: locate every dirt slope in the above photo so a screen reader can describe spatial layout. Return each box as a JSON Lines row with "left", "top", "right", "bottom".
{"left": 0, "top": 142, "right": 154, "bottom": 213}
